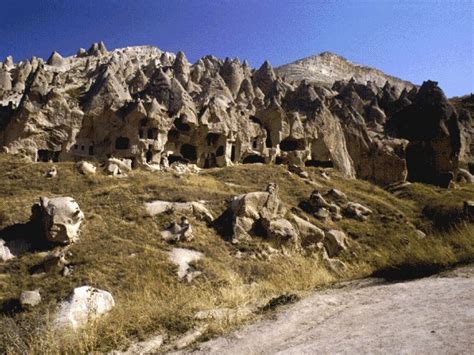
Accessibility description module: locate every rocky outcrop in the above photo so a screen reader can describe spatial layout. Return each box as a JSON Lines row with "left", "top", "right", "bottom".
{"left": 389, "top": 81, "right": 463, "bottom": 187}
{"left": 0, "top": 43, "right": 468, "bottom": 187}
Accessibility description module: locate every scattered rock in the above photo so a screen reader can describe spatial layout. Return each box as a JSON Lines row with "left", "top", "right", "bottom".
{"left": 30, "top": 196, "right": 84, "bottom": 244}
{"left": 260, "top": 293, "right": 299, "bottom": 312}
{"left": 322, "top": 248, "right": 347, "bottom": 274}
{"left": 145, "top": 200, "right": 214, "bottom": 223}
{"left": 20, "top": 289, "right": 41, "bottom": 309}
{"left": 291, "top": 214, "right": 324, "bottom": 245}
{"left": 122, "top": 334, "right": 165, "bottom": 354}
{"left": 174, "top": 325, "right": 208, "bottom": 350}
{"left": 161, "top": 217, "right": 194, "bottom": 242}
{"left": 106, "top": 158, "right": 132, "bottom": 176}
{"left": 324, "top": 229, "right": 350, "bottom": 258}
{"left": 76, "top": 161, "right": 96, "bottom": 175}
{"left": 0, "top": 239, "right": 14, "bottom": 261}
{"left": 44, "top": 166, "right": 57, "bottom": 178}
{"left": 55, "top": 286, "right": 115, "bottom": 330}
{"left": 169, "top": 248, "right": 203, "bottom": 281}
{"left": 343, "top": 202, "right": 373, "bottom": 221}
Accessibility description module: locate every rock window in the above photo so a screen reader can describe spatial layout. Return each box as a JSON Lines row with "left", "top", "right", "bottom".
{"left": 147, "top": 128, "right": 158, "bottom": 140}
{"left": 206, "top": 133, "right": 220, "bottom": 146}
{"left": 115, "top": 137, "right": 130, "bottom": 150}
{"left": 230, "top": 144, "right": 236, "bottom": 162}
{"left": 216, "top": 145, "right": 225, "bottom": 157}
{"left": 252, "top": 139, "right": 258, "bottom": 149}
{"left": 88, "top": 145, "right": 94, "bottom": 155}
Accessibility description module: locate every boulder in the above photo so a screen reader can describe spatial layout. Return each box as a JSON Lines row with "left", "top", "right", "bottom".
{"left": 44, "top": 166, "right": 57, "bottom": 178}
{"left": 76, "top": 161, "right": 97, "bottom": 175}
{"left": 161, "top": 217, "right": 194, "bottom": 242}
{"left": 30, "top": 197, "right": 84, "bottom": 244}
{"left": 230, "top": 183, "right": 286, "bottom": 242}
{"left": 343, "top": 202, "right": 373, "bottom": 221}
{"left": 456, "top": 168, "right": 474, "bottom": 184}
{"left": 105, "top": 158, "right": 132, "bottom": 176}
{"left": 261, "top": 218, "right": 298, "bottom": 243}
{"left": 145, "top": 200, "right": 213, "bottom": 223}
{"left": 55, "top": 286, "right": 115, "bottom": 330}
{"left": 0, "top": 239, "right": 14, "bottom": 261}
{"left": 291, "top": 214, "right": 324, "bottom": 245}
{"left": 323, "top": 229, "right": 349, "bottom": 258}
{"left": 20, "top": 289, "right": 41, "bottom": 308}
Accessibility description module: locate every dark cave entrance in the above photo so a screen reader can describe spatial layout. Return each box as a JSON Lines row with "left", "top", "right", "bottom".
{"left": 280, "top": 138, "right": 306, "bottom": 151}
{"left": 180, "top": 144, "right": 197, "bottom": 162}
{"left": 242, "top": 154, "right": 265, "bottom": 164}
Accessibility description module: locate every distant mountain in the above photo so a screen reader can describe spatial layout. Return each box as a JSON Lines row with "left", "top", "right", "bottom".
{"left": 276, "top": 52, "right": 415, "bottom": 93}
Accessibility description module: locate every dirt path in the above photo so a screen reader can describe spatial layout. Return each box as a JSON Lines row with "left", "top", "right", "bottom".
{"left": 183, "top": 266, "right": 474, "bottom": 354}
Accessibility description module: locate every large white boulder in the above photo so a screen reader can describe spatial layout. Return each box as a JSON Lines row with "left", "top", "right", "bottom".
{"left": 0, "top": 239, "right": 14, "bottom": 261}
{"left": 20, "top": 289, "right": 42, "bottom": 308}
{"left": 76, "top": 161, "right": 97, "bottom": 175}
{"left": 31, "top": 196, "right": 85, "bottom": 244}
{"left": 55, "top": 286, "right": 115, "bottom": 330}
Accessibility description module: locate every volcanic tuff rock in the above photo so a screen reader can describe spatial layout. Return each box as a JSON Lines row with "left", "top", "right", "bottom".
{"left": 0, "top": 44, "right": 470, "bottom": 186}
{"left": 275, "top": 52, "right": 414, "bottom": 94}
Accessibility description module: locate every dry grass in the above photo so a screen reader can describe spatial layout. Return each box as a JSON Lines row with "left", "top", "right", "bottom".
{"left": 0, "top": 154, "right": 473, "bottom": 353}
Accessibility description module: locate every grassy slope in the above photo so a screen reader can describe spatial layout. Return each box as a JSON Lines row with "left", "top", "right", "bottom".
{"left": 0, "top": 154, "right": 472, "bottom": 353}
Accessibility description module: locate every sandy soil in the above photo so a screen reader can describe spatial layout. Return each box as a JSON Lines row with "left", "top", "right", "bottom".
{"left": 183, "top": 266, "right": 474, "bottom": 354}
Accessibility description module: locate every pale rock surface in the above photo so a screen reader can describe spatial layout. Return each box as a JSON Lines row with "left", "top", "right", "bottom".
{"left": 323, "top": 229, "right": 349, "bottom": 258}
{"left": 145, "top": 200, "right": 214, "bottom": 222}
{"left": 55, "top": 286, "right": 115, "bottom": 330}
{"left": 30, "top": 196, "right": 85, "bottom": 244}
{"left": 20, "top": 289, "right": 42, "bottom": 308}
{"left": 0, "top": 239, "right": 14, "bottom": 261}
{"left": 169, "top": 248, "right": 203, "bottom": 280}
{"left": 76, "top": 161, "right": 97, "bottom": 175}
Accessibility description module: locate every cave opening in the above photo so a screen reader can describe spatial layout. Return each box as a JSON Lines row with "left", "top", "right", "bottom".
{"left": 180, "top": 144, "right": 197, "bottom": 161}
{"left": 305, "top": 160, "right": 334, "bottom": 168}
{"left": 174, "top": 116, "right": 191, "bottom": 131}
{"left": 242, "top": 154, "right": 265, "bottom": 164}
{"left": 204, "top": 153, "right": 217, "bottom": 168}
{"left": 37, "top": 149, "right": 60, "bottom": 162}
{"left": 280, "top": 138, "right": 305, "bottom": 151}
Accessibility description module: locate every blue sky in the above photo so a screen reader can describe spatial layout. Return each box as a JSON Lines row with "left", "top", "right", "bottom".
{"left": 0, "top": 0, "right": 472, "bottom": 97}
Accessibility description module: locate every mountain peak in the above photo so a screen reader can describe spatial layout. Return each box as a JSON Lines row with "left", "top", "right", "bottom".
{"left": 276, "top": 52, "right": 414, "bottom": 93}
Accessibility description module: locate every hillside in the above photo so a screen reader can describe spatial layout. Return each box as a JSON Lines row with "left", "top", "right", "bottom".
{"left": 0, "top": 154, "right": 473, "bottom": 352}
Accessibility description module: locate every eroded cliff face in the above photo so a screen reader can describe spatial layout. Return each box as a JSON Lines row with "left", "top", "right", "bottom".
{"left": 0, "top": 44, "right": 468, "bottom": 186}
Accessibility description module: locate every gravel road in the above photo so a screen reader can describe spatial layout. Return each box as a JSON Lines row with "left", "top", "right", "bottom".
{"left": 184, "top": 266, "right": 474, "bottom": 354}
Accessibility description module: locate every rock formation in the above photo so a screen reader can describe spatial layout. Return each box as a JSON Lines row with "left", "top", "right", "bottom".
{"left": 55, "top": 286, "right": 115, "bottom": 330}
{"left": 30, "top": 196, "right": 85, "bottom": 244}
{"left": 0, "top": 44, "right": 470, "bottom": 187}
